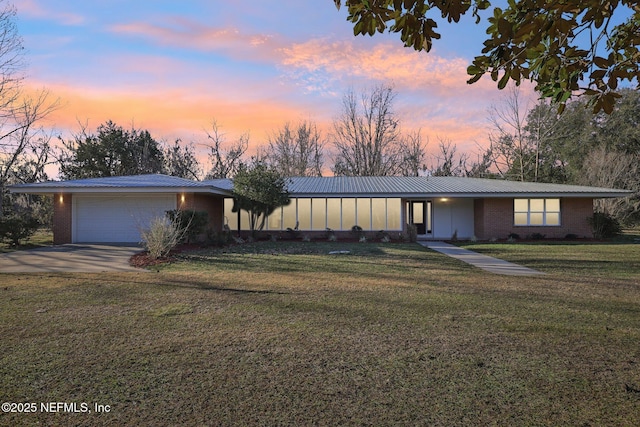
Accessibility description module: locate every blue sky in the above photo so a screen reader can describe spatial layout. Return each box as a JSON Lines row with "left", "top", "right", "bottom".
{"left": 17, "top": 0, "right": 531, "bottom": 164}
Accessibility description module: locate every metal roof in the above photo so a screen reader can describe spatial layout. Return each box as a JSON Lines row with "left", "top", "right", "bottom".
{"left": 8, "top": 174, "right": 231, "bottom": 195}
{"left": 9, "top": 174, "right": 632, "bottom": 198}
{"left": 286, "top": 176, "right": 632, "bottom": 198}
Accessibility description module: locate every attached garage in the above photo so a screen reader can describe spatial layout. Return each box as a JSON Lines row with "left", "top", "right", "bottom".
{"left": 72, "top": 195, "right": 176, "bottom": 243}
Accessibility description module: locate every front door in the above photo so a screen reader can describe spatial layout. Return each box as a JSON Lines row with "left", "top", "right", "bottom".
{"left": 409, "top": 201, "right": 431, "bottom": 235}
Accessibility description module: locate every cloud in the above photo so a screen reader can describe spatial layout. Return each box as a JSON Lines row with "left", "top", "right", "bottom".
{"left": 18, "top": 0, "right": 85, "bottom": 26}
{"left": 25, "top": 80, "right": 320, "bottom": 148}
{"left": 109, "top": 18, "right": 285, "bottom": 64}
{"left": 280, "top": 38, "right": 496, "bottom": 97}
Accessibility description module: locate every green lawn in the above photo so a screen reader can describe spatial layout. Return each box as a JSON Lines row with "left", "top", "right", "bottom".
{"left": 1, "top": 241, "right": 639, "bottom": 426}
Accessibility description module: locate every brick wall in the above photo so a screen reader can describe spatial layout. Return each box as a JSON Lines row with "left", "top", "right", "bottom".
{"left": 474, "top": 197, "right": 594, "bottom": 240}
{"left": 53, "top": 193, "right": 72, "bottom": 244}
{"left": 177, "top": 193, "right": 224, "bottom": 232}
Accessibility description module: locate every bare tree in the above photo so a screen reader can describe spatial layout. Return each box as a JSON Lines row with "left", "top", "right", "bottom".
{"left": 163, "top": 139, "right": 201, "bottom": 180}
{"left": 204, "top": 121, "right": 248, "bottom": 179}
{"left": 0, "top": 3, "right": 59, "bottom": 217}
{"left": 332, "top": 85, "right": 409, "bottom": 176}
{"left": 429, "top": 138, "right": 469, "bottom": 177}
{"left": 464, "top": 145, "right": 495, "bottom": 178}
{"left": 0, "top": 2, "right": 22, "bottom": 113}
{"left": 263, "top": 120, "right": 324, "bottom": 177}
{"left": 1, "top": 89, "right": 59, "bottom": 214}
{"left": 579, "top": 147, "right": 640, "bottom": 225}
{"left": 487, "top": 86, "right": 531, "bottom": 181}
{"left": 397, "top": 130, "right": 427, "bottom": 176}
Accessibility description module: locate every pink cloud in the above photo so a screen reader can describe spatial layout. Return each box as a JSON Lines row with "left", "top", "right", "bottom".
{"left": 280, "top": 38, "right": 497, "bottom": 98}
{"left": 109, "top": 18, "right": 285, "bottom": 64}
{"left": 18, "top": 0, "right": 85, "bottom": 25}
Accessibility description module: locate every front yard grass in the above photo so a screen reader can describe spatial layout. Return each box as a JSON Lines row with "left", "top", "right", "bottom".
{"left": 1, "top": 241, "right": 639, "bottom": 426}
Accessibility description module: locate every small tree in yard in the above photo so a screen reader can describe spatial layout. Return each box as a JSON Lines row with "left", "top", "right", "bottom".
{"left": 232, "top": 161, "right": 290, "bottom": 237}
{"left": 0, "top": 214, "right": 39, "bottom": 246}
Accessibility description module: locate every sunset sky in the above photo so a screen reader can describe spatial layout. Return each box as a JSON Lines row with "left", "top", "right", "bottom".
{"left": 17, "top": 0, "right": 537, "bottom": 173}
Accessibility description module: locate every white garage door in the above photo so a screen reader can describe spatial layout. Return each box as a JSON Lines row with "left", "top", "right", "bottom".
{"left": 73, "top": 195, "right": 177, "bottom": 243}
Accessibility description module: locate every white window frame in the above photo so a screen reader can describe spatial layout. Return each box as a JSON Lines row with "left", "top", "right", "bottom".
{"left": 514, "top": 198, "right": 561, "bottom": 226}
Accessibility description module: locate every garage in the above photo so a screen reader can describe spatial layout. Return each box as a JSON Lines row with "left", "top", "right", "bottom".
{"left": 73, "top": 195, "right": 177, "bottom": 243}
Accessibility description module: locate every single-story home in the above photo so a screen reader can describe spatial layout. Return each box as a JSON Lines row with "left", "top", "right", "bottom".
{"left": 9, "top": 174, "right": 632, "bottom": 244}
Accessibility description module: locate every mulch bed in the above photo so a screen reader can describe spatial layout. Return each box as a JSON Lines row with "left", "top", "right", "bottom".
{"left": 129, "top": 244, "right": 203, "bottom": 268}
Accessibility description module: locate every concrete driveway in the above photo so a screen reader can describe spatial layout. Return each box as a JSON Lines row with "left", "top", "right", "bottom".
{"left": 0, "top": 244, "right": 144, "bottom": 273}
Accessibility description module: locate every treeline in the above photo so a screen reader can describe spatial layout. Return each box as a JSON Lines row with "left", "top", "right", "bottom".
{"left": 3, "top": 84, "right": 640, "bottom": 232}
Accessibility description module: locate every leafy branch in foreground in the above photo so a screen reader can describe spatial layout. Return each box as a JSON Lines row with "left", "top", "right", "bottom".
{"left": 334, "top": 0, "right": 639, "bottom": 113}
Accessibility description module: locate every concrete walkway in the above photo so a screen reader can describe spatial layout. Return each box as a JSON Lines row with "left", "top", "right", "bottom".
{"left": 0, "top": 244, "right": 144, "bottom": 273}
{"left": 419, "top": 241, "right": 545, "bottom": 276}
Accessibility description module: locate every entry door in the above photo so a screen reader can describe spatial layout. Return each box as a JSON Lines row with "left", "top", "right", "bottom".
{"left": 410, "top": 201, "right": 432, "bottom": 235}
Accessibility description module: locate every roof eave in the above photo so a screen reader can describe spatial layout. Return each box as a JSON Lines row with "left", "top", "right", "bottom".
{"left": 8, "top": 186, "right": 232, "bottom": 196}
{"left": 288, "top": 191, "right": 633, "bottom": 198}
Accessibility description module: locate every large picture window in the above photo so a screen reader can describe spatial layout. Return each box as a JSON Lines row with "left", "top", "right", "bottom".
{"left": 225, "top": 197, "right": 404, "bottom": 231}
{"left": 514, "top": 199, "right": 560, "bottom": 226}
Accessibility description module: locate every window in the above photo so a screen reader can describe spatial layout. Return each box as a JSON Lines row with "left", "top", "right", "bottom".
{"left": 514, "top": 199, "right": 561, "bottom": 226}
{"left": 311, "top": 199, "right": 326, "bottom": 230}
{"left": 297, "top": 198, "right": 311, "bottom": 230}
{"left": 357, "top": 198, "right": 371, "bottom": 230}
{"left": 326, "top": 199, "right": 341, "bottom": 230}
{"left": 386, "top": 198, "right": 402, "bottom": 230}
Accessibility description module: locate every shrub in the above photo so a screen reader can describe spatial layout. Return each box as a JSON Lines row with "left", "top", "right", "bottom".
{"left": 528, "top": 233, "right": 546, "bottom": 240}
{"left": 0, "top": 215, "right": 40, "bottom": 247}
{"left": 166, "top": 210, "right": 208, "bottom": 243}
{"left": 206, "top": 227, "right": 233, "bottom": 247}
{"left": 350, "top": 225, "right": 363, "bottom": 239}
{"left": 140, "top": 217, "right": 185, "bottom": 260}
{"left": 565, "top": 233, "right": 578, "bottom": 240}
{"left": 406, "top": 223, "right": 418, "bottom": 243}
{"left": 508, "top": 233, "right": 520, "bottom": 240}
{"left": 376, "top": 230, "right": 391, "bottom": 243}
{"left": 588, "top": 212, "right": 622, "bottom": 239}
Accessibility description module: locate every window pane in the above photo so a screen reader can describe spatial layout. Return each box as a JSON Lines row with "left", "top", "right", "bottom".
{"left": 311, "top": 198, "right": 326, "bottom": 230}
{"left": 224, "top": 198, "right": 238, "bottom": 230}
{"left": 546, "top": 198, "right": 560, "bottom": 212}
{"left": 530, "top": 212, "right": 544, "bottom": 225}
{"left": 514, "top": 199, "right": 528, "bottom": 212}
{"left": 240, "top": 209, "right": 251, "bottom": 231}
{"left": 268, "top": 206, "right": 282, "bottom": 230}
{"left": 326, "top": 199, "right": 341, "bottom": 230}
{"left": 297, "top": 198, "right": 311, "bottom": 230}
{"left": 282, "top": 199, "right": 297, "bottom": 230}
{"left": 413, "top": 202, "right": 424, "bottom": 223}
{"left": 514, "top": 212, "right": 528, "bottom": 225}
{"left": 387, "top": 198, "right": 402, "bottom": 230}
{"left": 371, "top": 199, "right": 386, "bottom": 230}
{"left": 530, "top": 199, "right": 544, "bottom": 211}
{"left": 546, "top": 212, "right": 560, "bottom": 225}
{"left": 357, "top": 198, "right": 371, "bottom": 230}
{"left": 342, "top": 199, "right": 356, "bottom": 230}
